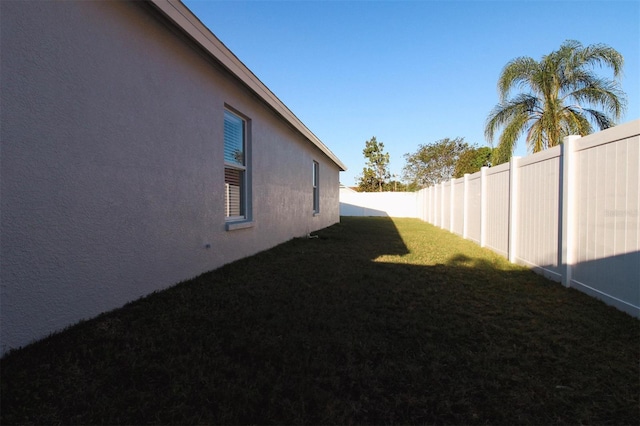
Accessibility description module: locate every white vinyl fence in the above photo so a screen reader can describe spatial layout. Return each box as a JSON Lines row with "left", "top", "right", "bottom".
{"left": 341, "top": 120, "right": 640, "bottom": 317}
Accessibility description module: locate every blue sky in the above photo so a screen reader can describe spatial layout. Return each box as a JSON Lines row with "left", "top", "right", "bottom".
{"left": 183, "top": 0, "right": 639, "bottom": 186}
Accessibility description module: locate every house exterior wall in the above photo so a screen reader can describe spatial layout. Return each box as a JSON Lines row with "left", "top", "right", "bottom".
{"left": 1, "top": 1, "right": 341, "bottom": 353}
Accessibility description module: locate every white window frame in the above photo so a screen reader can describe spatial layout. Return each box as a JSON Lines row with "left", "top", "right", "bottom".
{"left": 224, "top": 108, "right": 251, "bottom": 228}
{"left": 312, "top": 160, "right": 320, "bottom": 214}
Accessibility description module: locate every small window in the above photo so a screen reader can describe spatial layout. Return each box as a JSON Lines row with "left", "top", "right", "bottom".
{"left": 224, "top": 110, "right": 248, "bottom": 220}
{"left": 312, "top": 161, "right": 319, "bottom": 214}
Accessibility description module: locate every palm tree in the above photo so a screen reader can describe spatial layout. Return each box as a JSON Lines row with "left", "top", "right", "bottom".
{"left": 485, "top": 40, "right": 627, "bottom": 164}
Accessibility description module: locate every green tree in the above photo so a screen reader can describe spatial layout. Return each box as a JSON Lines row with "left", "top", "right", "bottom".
{"left": 383, "top": 178, "right": 408, "bottom": 192}
{"left": 453, "top": 147, "right": 493, "bottom": 178}
{"left": 485, "top": 40, "right": 626, "bottom": 165}
{"left": 356, "top": 168, "right": 379, "bottom": 192}
{"left": 357, "top": 136, "right": 390, "bottom": 192}
{"left": 402, "top": 137, "right": 470, "bottom": 188}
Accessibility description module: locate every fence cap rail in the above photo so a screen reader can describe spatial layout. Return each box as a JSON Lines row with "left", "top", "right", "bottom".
{"left": 518, "top": 145, "right": 562, "bottom": 167}
{"left": 575, "top": 119, "right": 640, "bottom": 152}
{"left": 486, "top": 161, "right": 510, "bottom": 175}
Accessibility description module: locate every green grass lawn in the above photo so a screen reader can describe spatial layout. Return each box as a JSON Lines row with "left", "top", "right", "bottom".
{"left": 2, "top": 217, "right": 638, "bottom": 425}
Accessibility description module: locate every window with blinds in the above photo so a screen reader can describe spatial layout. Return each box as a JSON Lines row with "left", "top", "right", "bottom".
{"left": 224, "top": 110, "right": 246, "bottom": 219}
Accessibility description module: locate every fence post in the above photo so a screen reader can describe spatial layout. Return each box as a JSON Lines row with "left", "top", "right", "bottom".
{"left": 508, "top": 157, "right": 520, "bottom": 263}
{"left": 480, "top": 167, "right": 488, "bottom": 248}
{"left": 560, "top": 135, "right": 579, "bottom": 288}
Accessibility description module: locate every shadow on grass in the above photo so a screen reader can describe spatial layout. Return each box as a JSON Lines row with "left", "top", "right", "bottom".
{"left": 1, "top": 217, "right": 639, "bottom": 425}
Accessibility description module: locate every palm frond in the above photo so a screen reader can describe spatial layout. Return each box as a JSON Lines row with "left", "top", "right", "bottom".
{"left": 497, "top": 57, "right": 539, "bottom": 102}
{"left": 485, "top": 94, "right": 539, "bottom": 143}
{"left": 569, "top": 78, "right": 627, "bottom": 119}
{"left": 499, "top": 112, "right": 530, "bottom": 154}
{"left": 486, "top": 40, "right": 627, "bottom": 157}
{"left": 577, "top": 42, "right": 625, "bottom": 79}
{"left": 580, "top": 108, "right": 616, "bottom": 130}
{"left": 526, "top": 120, "right": 546, "bottom": 152}
{"left": 561, "top": 108, "right": 593, "bottom": 136}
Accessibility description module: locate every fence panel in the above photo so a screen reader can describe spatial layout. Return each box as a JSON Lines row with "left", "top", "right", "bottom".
{"left": 452, "top": 178, "right": 465, "bottom": 236}
{"left": 571, "top": 127, "right": 640, "bottom": 315}
{"left": 416, "top": 188, "right": 427, "bottom": 221}
{"left": 441, "top": 181, "right": 451, "bottom": 231}
{"left": 433, "top": 185, "right": 440, "bottom": 227}
{"left": 426, "top": 187, "right": 433, "bottom": 223}
{"left": 515, "top": 147, "right": 562, "bottom": 280}
{"left": 484, "top": 163, "right": 510, "bottom": 257}
{"left": 465, "top": 171, "right": 482, "bottom": 244}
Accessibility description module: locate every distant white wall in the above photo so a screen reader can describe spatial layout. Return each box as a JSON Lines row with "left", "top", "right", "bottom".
{"left": 339, "top": 190, "right": 418, "bottom": 217}
{"left": 1, "top": 1, "right": 341, "bottom": 353}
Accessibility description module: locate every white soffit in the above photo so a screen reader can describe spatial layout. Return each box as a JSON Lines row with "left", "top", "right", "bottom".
{"left": 148, "top": 0, "right": 347, "bottom": 171}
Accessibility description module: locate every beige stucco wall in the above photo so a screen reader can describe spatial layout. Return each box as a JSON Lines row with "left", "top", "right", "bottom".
{"left": 1, "top": 1, "right": 341, "bottom": 353}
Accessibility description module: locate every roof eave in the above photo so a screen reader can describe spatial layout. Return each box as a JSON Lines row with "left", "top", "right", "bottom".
{"left": 147, "top": 0, "right": 347, "bottom": 171}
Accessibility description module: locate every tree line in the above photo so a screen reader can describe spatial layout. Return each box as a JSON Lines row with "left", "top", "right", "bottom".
{"left": 358, "top": 136, "right": 492, "bottom": 192}
{"left": 356, "top": 40, "right": 627, "bottom": 192}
